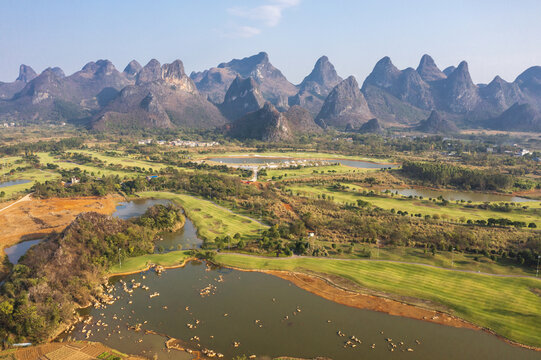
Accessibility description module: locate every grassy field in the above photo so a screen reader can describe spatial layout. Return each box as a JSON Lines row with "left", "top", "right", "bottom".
{"left": 109, "top": 250, "right": 192, "bottom": 274}
{"left": 288, "top": 184, "right": 541, "bottom": 227}
{"left": 36, "top": 152, "right": 135, "bottom": 177}
{"left": 0, "top": 168, "right": 60, "bottom": 198}
{"left": 317, "top": 240, "right": 537, "bottom": 276}
{"left": 215, "top": 253, "right": 541, "bottom": 348}
{"left": 139, "top": 191, "right": 268, "bottom": 243}
{"left": 70, "top": 149, "right": 168, "bottom": 172}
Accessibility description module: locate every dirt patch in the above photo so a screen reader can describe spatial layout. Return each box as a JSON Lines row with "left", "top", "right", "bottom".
{"left": 265, "top": 270, "right": 478, "bottom": 330}
{"left": 0, "top": 194, "right": 121, "bottom": 256}
{"left": 531, "top": 288, "right": 541, "bottom": 298}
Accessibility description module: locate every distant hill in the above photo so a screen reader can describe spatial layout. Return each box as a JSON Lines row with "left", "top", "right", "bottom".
{"left": 191, "top": 52, "right": 297, "bottom": 108}
{"left": 358, "top": 118, "right": 384, "bottom": 134}
{"left": 289, "top": 56, "right": 343, "bottom": 116}
{"left": 1, "top": 51, "right": 541, "bottom": 133}
{"left": 92, "top": 59, "right": 226, "bottom": 130}
{"left": 416, "top": 110, "right": 458, "bottom": 134}
{"left": 484, "top": 103, "right": 541, "bottom": 132}
{"left": 316, "top": 76, "right": 373, "bottom": 129}
{"left": 228, "top": 103, "right": 321, "bottom": 141}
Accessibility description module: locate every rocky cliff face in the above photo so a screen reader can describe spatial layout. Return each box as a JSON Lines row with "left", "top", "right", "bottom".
{"left": 416, "top": 54, "right": 446, "bottom": 82}
{"left": 0, "top": 64, "right": 38, "bottom": 99}
{"left": 92, "top": 59, "right": 225, "bottom": 130}
{"left": 479, "top": 76, "right": 525, "bottom": 114}
{"left": 435, "top": 61, "right": 479, "bottom": 113}
{"left": 289, "top": 56, "right": 343, "bottom": 115}
{"left": 219, "top": 76, "right": 265, "bottom": 121}
{"left": 316, "top": 76, "right": 373, "bottom": 129}
{"left": 192, "top": 52, "right": 297, "bottom": 108}
{"left": 123, "top": 60, "right": 142, "bottom": 76}
{"left": 514, "top": 66, "right": 541, "bottom": 110}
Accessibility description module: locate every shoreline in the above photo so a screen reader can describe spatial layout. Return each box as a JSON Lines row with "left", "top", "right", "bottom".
{"left": 72, "top": 258, "right": 541, "bottom": 356}
{"left": 225, "top": 265, "right": 541, "bottom": 353}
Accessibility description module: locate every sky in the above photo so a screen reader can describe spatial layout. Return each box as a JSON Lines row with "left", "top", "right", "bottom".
{"left": 1, "top": 0, "right": 540, "bottom": 85}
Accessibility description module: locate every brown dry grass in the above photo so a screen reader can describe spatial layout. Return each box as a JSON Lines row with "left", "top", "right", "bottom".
{"left": 0, "top": 195, "right": 120, "bottom": 249}
{"left": 0, "top": 195, "right": 121, "bottom": 278}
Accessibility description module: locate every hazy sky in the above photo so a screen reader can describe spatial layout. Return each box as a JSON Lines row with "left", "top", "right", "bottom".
{"left": 1, "top": 0, "right": 540, "bottom": 84}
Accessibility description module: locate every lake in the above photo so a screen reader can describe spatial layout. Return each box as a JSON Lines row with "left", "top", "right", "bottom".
{"left": 67, "top": 262, "right": 540, "bottom": 360}
{"left": 208, "top": 157, "right": 395, "bottom": 169}
{"left": 4, "top": 239, "right": 43, "bottom": 264}
{"left": 113, "top": 199, "right": 203, "bottom": 252}
{"left": 385, "top": 188, "right": 536, "bottom": 203}
{"left": 0, "top": 179, "right": 31, "bottom": 188}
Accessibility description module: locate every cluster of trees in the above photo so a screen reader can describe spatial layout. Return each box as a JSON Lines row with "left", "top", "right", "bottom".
{"left": 401, "top": 161, "right": 514, "bottom": 191}
{"left": 33, "top": 174, "right": 122, "bottom": 198}
{"left": 136, "top": 204, "right": 184, "bottom": 230}
{"left": 0, "top": 205, "right": 183, "bottom": 344}
{"left": 0, "top": 138, "right": 84, "bottom": 156}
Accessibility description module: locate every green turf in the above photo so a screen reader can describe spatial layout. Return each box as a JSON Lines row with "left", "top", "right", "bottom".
{"left": 139, "top": 191, "right": 268, "bottom": 243}
{"left": 288, "top": 184, "right": 541, "bottom": 227}
{"left": 317, "top": 240, "right": 536, "bottom": 276}
{"left": 109, "top": 250, "right": 192, "bottom": 274}
{"left": 215, "top": 253, "right": 541, "bottom": 348}
{"left": 69, "top": 149, "right": 168, "bottom": 172}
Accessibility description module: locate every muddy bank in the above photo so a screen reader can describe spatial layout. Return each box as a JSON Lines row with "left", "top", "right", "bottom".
{"left": 260, "top": 269, "right": 541, "bottom": 352}
{"left": 267, "top": 270, "right": 477, "bottom": 329}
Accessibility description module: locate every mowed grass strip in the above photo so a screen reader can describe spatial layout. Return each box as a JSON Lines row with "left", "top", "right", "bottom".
{"left": 215, "top": 254, "right": 541, "bottom": 348}
{"left": 109, "top": 250, "right": 192, "bottom": 274}
{"left": 140, "top": 191, "right": 268, "bottom": 242}
{"left": 288, "top": 184, "right": 541, "bottom": 227}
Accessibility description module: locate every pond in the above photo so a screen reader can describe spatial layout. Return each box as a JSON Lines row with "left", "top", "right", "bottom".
{"left": 4, "top": 239, "right": 43, "bottom": 264}
{"left": 208, "top": 157, "right": 395, "bottom": 169}
{"left": 113, "top": 199, "right": 202, "bottom": 253}
{"left": 0, "top": 179, "right": 31, "bottom": 188}
{"left": 66, "top": 262, "right": 539, "bottom": 360}
{"left": 384, "top": 188, "right": 536, "bottom": 203}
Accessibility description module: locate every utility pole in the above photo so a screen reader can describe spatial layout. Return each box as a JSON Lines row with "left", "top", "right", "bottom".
{"left": 451, "top": 248, "right": 455, "bottom": 267}
{"left": 118, "top": 248, "right": 121, "bottom": 269}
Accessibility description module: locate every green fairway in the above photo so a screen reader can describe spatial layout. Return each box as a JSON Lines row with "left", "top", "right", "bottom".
{"left": 109, "top": 250, "right": 192, "bottom": 274}
{"left": 139, "top": 191, "right": 268, "bottom": 243}
{"left": 70, "top": 149, "right": 168, "bottom": 172}
{"left": 36, "top": 152, "right": 137, "bottom": 177}
{"left": 215, "top": 253, "right": 541, "bottom": 348}
{"left": 288, "top": 184, "right": 541, "bottom": 227}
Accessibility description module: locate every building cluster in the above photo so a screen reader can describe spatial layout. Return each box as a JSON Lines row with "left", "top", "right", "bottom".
{"left": 137, "top": 139, "right": 220, "bottom": 147}
{"left": 2, "top": 122, "right": 16, "bottom": 128}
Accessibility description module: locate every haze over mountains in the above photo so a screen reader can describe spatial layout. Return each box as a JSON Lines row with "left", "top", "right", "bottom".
{"left": 1, "top": 52, "right": 541, "bottom": 139}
